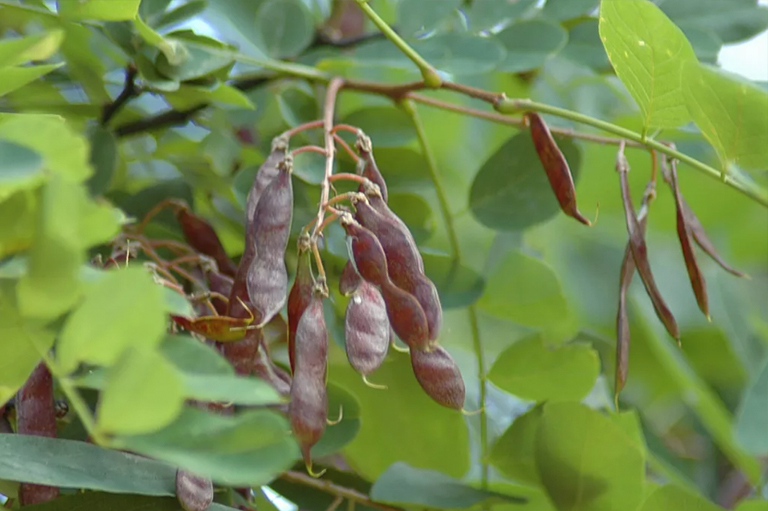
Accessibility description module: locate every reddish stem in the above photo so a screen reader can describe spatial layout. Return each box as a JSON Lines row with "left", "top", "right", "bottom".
{"left": 282, "top": 119, "right": 324, "bottom": 138}
{"left": 328, "top": 173, "right": 368, "bottom": 185}
{"left": 291, "top": 145, "right": 328, "bottom": 157}
{"left": 331, "top": 123, "right": 360, "bottom": 136}
{"left": 333, "top": 133, "right": 359, "bottom": 162}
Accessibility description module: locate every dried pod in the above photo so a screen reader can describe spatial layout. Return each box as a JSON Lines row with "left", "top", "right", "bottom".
{"left": 345, "top": 281, "right": 390, "bottom": 376}
{"left": 246, "top": 135, "right": 289, "bottom": 225}
{"left": 339, "top": 260, "right": 362, "bottom": 296}
{"left": 170, "top": 314, "right": 253, "bottom": 343}
{"left": 525, "top": 112, "right": 591, "bottom": 226}
{"left": 410, "top": 346, "right": 465, "bottom": 410}
{"left": 615, "top": 182, "right": 654, "bottom": 399}
{"left": 355, "top": 133, "right": 388, "bottom": 202}
{"left": 246, "top": 156, "right": 294, "bottom": 326}
{"left": 340, "top": 215, "right": 430, "bottom": 350}
{"left": 176, "top": 208, "right": 238, "bottom": 277}
{"left": 287, "top": 235, "right": 313, "bottom": 374}
{"left": 206, "top": 270, "right": 234, "bottom": 315}
{"left": 176, "top": 470, "right": 213, "bottom": 511}
{"left": 353, "top": 195, "right": 441, "bottom": 340}
{"left": 17, "top": 363, "right": 59, "bottom": 505}
{"left": 669, "top": 163, "right": 709, "bottom": 319}
{"left": 218, "top": 328, "right": 262, "bottom": 376}
{"left": 616, "top": 150, "right": 679, "bottom": 341}
{"left": 289, "top": 290, "right": 329, "bottom": 470}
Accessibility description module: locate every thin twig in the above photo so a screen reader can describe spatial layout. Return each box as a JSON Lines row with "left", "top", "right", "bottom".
{"left": 101, "top": 64, "right": 139, "bottom": 126}
{"left": 312, "top": 78, "right": 345, "bottom": 241}
{"left": 280, "top": 471, "right": 403, "bottom": 511}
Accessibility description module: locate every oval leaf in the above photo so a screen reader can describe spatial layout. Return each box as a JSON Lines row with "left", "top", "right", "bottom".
{"left": 496, "top": 20, "right": 568, "bottom": 73}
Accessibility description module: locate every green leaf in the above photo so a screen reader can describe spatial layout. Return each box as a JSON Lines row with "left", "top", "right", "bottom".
{"left": 0, "top": 64, "right": 64, "bottom": 98}
{"left": 133, "top": 17, "right": 188, "bottom": 66}
{"left": 478, "top": 250, "right": 572, "bottom": 334}
{"left": 0, "top": 191, "right": 37, "bottom": 258}
{"left": 0, "top": 113, "right": 92, "bottom": 182}
{"left": 599, "top": 0, "right": 697, "bottom": 129}
{"left": 735, "top": 500, "right": 768, "bottom": 511}
{"left": 154, "top": 0, "right": 207, "bottom": 29}
{"left": 387, "top": 192, "right": 434, "bottom": 244}
{"left": 0, "top": 30, "right": 65, "bottom": 67}
{"left": 255, "top": 0, "right": 315, "bottom": 59}
{"left": 0, "top": 283, "right": 54, "bottom": 406}
{"left": 561, "top": 19, "right": 610, "bottom": 69}
{"left": 639, "top": 484, "right": 721, "bottom": 511}
{"left": 419, "top": 33, "right": 506, "bottom": 75}
{"left": 86, "top": 125, "right": 118, "bottom": 195}
{"left": 495, "top": 20, "right": 568, "bottom": 73}
{"left": 370, "top": 462, "right": 524, "bottom": 508}
{"left": 155, "top": 35, "right": 234, "bottom": 82}
{"left": 489, "top": 404, "right": 544, "bottom": 486}
{"left": 421, "top": 252, "right": 484, "bottom": 308}
{"left": 535, "top": 402, "right": 646, "bottom": 511}
{"left": 340, "top": 108, "right": 416, "bottom": 148}
{"left": 276, "top": 82, "right": 318, "bottom": 128}
{"left": 0, "top": 140, "right": 44, "bottom": 202}
{"left": 683, "top": 62, "right": 768, "bottom": 172}
{"left": 0, "top": 434, "right": 177, "bottom": 495}
{"left": 488, "top": 334, "right": 599, "bottom": 402}
{"left": 469, "top": 133, "right": 582, "bottom": 231}
{"left": 58, "top": 0, "right": 141, "bottom": 21}
{"left": 734, "top": 358, "right": 768, "bottom": 456}
{"left": 58, "top": 267, "right": 167, "bottom": 372}
{"left": 398, "top": 0, "right": 461, "bottom": 36}
{"left": 113, "top": 408, "right": 300, "bottom": 486}
{"left": 332, "top": 351, "right": 470, "bottom": 480}
{"left": 183, "top": 374, "right": 283, "bottom": 407}
{"left": 159, "top": 335, "right": 235, "bottom": 376}
{"left": 97, "top": 347, "right": 186, "bottom": 436}
{"left": 660, "top": 0, "right": 768, "bottom": 44}
{"left": 542, "top": 0, "right": 599, "bottom": 20}
{"left": 22, "top": 492, "right": 240, "bottom": 511}
{"left": 467, "top": 0, "right": 537, "bottom": 32}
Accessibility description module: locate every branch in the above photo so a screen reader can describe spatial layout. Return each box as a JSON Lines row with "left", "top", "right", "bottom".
{"left": 101, "top": 64, "right": 139, "bottom": 126}
{"left": 279, "top": 471, "right": 404, "bottom": 511}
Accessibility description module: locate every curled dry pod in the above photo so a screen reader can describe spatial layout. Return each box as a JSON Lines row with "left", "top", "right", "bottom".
{"left": 353, "top": 194, "right": 441, "bottom": 340}
{"left": 668, "top": 163, "right": 709, "bottom": 319}
{"left": 525, "top": 112, "right": 591, "bottom": 226}
{"left": 287, "top": 235, "right": 313, "bottom": 374}
{"left": 17, "top": 363, "right": 60, "bottom": 505}
{"left": 289, "top": 289, "right": 328, "bottom": 471}
{"left": 246, "top": 135, "right": 289, "bottom": 225}
{"left": 615, "top": 182, "right": 654, "bottom": 399}
{"left": 339, "top": 260, "right": 362, "bottom": 296}
{"left": 176, "top": 208, "right": 238, "bottom": 277}
{"left": 176, "top": 470, "right": 214, "bottom": 511}
{"left": 247, "top": 156, "right": 294, "bottom": 326}
{"left": 345, "top": 280, "right": 390, "bottom": 376}
{"left": 355, "top": 133, "right": 387, "bottom": 202}
{"left": 206, "top": 270, "right": 234, "bottom": 315}
{"left": 616, "top": 150, "right": 679, "bottom": 341}
{"left": 340, "top": 215, "right": 430, "bottom": 350}
{"left": 410, "top": 346, "right": 465, "bottom": 410}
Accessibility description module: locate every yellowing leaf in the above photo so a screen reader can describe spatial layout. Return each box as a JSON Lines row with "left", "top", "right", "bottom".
{"left": 58, "top": 0, "right": 141, "bottom": 21}
{"left": 0, "top": 30, "right": 65, "bottom": 67}
{"left": 599, "top": 0, "right": 697, "bottom": 129}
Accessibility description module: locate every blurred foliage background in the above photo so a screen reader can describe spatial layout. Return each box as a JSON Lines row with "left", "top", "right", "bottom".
{"left": 0, "top": 0, "right": 767, "bottom": 510}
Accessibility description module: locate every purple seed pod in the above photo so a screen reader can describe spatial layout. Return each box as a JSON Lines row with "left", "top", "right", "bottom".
{"left": 344, "top": 280, "right": 390, "bottom": 376}
{"left": 410, "top": 346, "right": 465, "bottom": 410}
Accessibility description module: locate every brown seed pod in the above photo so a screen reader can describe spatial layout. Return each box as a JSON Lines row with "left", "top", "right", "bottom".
{"left": 410, "top": 346, "right": 465, "bottom": 410}
{"left": 246, "top": 156, "right": 294, "bottom": 326}
{"left": 353, "top": 194, "right": 441, "bottom": 340}
{"left": 176, "top": 470, "right": 213, "bottom": 511}
{"left": 525, "top": 112, "right": 591, "bottom": 226}
{"left": 176, "top": 208, "right": 238, "bottom": 277}
{"left": 218, "top": 328, "right": 262, "bottom": 376}
{"left": 246, "top": 135, "right": 290, "bottom": 226}
{"left": 680, "top": 198, "right": 747, "bottom": 278}
{"left": 340, "top": 215, "right": 430, "bottom": 350}
{"left": 355, "top": 133, "right": 388, "bottom": 202}
{"left": 616, "top": 149, "right": 679, "bottom": 341}
{"left": 17, "top": 363, "right": 59, "bottom": 505}
{"left": 339, "top": 260, "right": 362, "bottom": 296}
{"left": 289, "top": 289, "right": 329, "bottom": 472}
{"left": 287, "top": 235, "right": 313, "bottom": 374}
{"left": 345, "top": 280, "right": 390, "bottom": 376}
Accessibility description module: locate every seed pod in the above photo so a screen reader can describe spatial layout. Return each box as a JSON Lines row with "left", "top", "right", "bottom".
{"left": 247, "top": 156, "right": 294, "bottom": 326}
{"left": 668, "top": 163, "right": 709, "bottom": 319}
{"left": 526, "top": 112, "right": 591, "bottom": 226}
{"left": 176, "top": 208, "right": 238, "bottom": 277}
{"left": 176, "top": 470, "right": 213, "bottom": 511}
{"left": 253, "top": 338, "right": 291, "bottom": 398}
{"left": 170, "top": 314, "right": 253, "bottom": 343}
{"left": 345, "top": 281, "right": 390, "bottom": 376}
{"left": 340, "top": 215, "right": 430, "bottom": 350}
{"left": 410, "top": 346, "right": 465, "bottom": 410}
{"left": 616, "top": 150, "right": 679, "bottom": 341}
{"left": 207, "top": 270, "right": 234, "bottom": 315}
{"left": 289, "top": 289, "right": 328, "bottom": 470}
{"left": 615, "top": 182, "right": 654, "bottom": 399}
{"left": 355, "top": 133, "right": 387, "bottom": 202}
{"left": 218, "top": 328, "right": 262, "bottom": 376}
{"left": 353, "top": 194, "right": 442, "bottom": 340}
{"left": 339, "top": 260, "right": 362, "bottom": 296}
{"left": 287, "top": 235, "right": 313, "bottom": 374}
{"left": 17, "top": 363, "right": 59, "bottom": 505}
{"left": 246, "top": 135, "right": 290, "bottom": 226}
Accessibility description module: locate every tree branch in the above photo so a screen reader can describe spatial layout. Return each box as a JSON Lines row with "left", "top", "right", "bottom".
{"left": 279, "top": 471, "right": 404, "bottom": 511}
{"left": 101, "top": 64, "right": 139, "bottom": 126}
